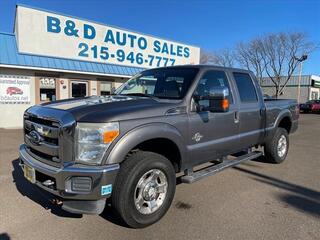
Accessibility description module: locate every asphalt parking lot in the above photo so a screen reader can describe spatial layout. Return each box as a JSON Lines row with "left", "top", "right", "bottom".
{"left": 0, "top": 114, "right": 319, "bottom": 240}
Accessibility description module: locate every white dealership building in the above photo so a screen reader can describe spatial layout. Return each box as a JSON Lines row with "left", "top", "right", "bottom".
{"left": 0, "top": 5, "right": 200, "bottom": 128}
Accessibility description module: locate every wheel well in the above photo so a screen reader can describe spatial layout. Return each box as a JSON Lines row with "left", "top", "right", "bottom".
{"left": 278, "top": 116, "right": 292, "bottom": 133}
{"left": 132, "top": 138, "right": 182, "bottom": 172}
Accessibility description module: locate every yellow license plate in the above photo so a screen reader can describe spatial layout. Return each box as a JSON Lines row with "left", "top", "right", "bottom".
{"left": 23, "top": 165, "right": 36, "bottom": 183}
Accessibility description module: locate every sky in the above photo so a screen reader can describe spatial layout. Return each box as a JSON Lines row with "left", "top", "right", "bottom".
{"left": 0, "top": 0, "right": 319, "bottom": 75}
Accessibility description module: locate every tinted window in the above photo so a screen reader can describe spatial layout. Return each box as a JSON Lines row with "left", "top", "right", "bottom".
{"left": 233, "top": 73, "right": 258, "bottom": 102}
{"left": 194, "top": 70, "right": 232, "bottom": 108}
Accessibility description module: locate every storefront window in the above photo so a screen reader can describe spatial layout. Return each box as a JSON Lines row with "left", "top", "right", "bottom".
{"left": 40, "top": 77, "right": 56, "bottom": 101}
{"left": 71, "top": 81, "right": 88, "bottom": 98}
{"left": 311, "top": 91, "right": 319, "bottom": 100}
{"left": 100, "top": 81, "right": 112, "bottom": 95}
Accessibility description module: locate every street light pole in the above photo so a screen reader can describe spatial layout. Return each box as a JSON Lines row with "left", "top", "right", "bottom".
{"left": 297, "top": 61, "right": 303, "bottom": 104}
{"left": 295, "top": 54, "right": 308, "bottom": 104}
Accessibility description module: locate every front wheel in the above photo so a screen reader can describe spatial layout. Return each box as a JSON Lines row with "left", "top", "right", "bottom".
{"left": 264, "top": 128, "right": 289, "bottom": 164}
{"left": 111, "top": 151, "right": 176, "bottom": 228}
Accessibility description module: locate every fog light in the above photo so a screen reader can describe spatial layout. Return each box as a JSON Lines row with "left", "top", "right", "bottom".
{"left": 70, "top": 177, "right": 92, "bottom": 192}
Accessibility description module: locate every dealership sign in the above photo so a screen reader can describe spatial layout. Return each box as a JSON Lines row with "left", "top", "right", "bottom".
{"left": 15, "top": 6, "right": 200, "bottom": 68}
{"left": 0, "top": 75, "right": 31, "bottom": 103}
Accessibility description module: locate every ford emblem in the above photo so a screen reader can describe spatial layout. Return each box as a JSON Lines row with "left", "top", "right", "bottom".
{"left": 29, "top": 130, "right": 42, "bottom": 145}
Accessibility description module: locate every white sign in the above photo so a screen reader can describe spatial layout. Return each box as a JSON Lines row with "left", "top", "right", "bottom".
{"left": 40, "top": 77, "right": 56, "bottom": 89}
{"left": 0, "top": 75, "right": 31, "bottom": 103}
{"left": 15, "top": 6, "right": 200, "bottom": 69}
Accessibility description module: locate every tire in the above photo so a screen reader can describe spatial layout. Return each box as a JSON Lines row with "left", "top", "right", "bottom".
{"left": 111, "top": 151, "right": 176, "bottom": 228}
{"left": 264, "top": 128, "right": 289, "bottom": 164}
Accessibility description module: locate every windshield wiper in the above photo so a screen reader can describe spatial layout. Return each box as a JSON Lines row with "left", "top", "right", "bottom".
{"left": 123, "top": 93, "right": 159, "bottom": 100}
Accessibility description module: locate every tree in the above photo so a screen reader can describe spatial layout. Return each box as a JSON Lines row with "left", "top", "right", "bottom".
{"left": 201, "top": 32, "right": 315, "bottom": 98}
{"left": 200, "top": 50, "right": 215, "bottom": 64}
{"left": 200, "top": 48, "right": 235, "bottom": 67}
{"left": 234, "top": 32, "right": 314, "bottom": 98}
{"left": 236, "top": 39, "right": 266, "bottom": 85}
{"left": 258, "top": 32, "right": 314, "bottom": 98}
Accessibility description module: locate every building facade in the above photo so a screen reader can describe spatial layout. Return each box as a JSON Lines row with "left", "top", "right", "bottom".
{"left": 0, "top": 5, "right": 200, "bottom": 128}
{"left": 261, "top": 75, "right": 320, "bottom": 103}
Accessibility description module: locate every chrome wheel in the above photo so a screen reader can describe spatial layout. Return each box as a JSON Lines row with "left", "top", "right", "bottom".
{"left": 134, "top": 169, "right": 168, "bottom": 215}
{"left": 277, "top": 135, "right": 287, "bottom": 158}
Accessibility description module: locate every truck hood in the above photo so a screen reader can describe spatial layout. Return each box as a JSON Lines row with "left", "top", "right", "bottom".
{"left": 41, "top": 95, "right": 177, "bottom": 122}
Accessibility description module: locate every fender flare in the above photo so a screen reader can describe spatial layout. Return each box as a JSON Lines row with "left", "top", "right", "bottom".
{"left": 105, "top": 123, "right": 187, "bottom": 167}
{"left": 274, "top": 109, "right": 293, "bottom": 128}
{"left": 265, "top": 109, "right": 293, "bottom": 142}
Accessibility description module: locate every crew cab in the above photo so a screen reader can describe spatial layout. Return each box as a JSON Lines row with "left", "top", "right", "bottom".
{"left": 19, "top": 65, "right": 299, "bottom": 228}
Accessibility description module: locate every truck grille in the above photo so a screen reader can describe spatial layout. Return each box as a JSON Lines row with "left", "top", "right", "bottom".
{"left": 24, "top": 115, "right": 61, "bottom": 167}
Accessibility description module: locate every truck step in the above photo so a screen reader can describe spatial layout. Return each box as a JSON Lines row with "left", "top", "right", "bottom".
{"left": 180, "top": 151, "right": 263, "bottom": 184}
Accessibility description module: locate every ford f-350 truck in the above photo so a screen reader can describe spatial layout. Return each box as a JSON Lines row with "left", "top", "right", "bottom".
{"left": 19, "top": 65, "right": 299, "bottom": 228}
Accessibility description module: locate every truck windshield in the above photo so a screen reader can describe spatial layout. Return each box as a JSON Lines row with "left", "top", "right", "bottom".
{"left": 115, "top": 68, "right": 199, "bottom": 99}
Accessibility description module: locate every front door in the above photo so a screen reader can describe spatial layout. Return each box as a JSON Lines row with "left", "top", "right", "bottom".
{"left": 71, "top": 81, "right": 88, "bottom": 98}
{"left": 188, "top": 70, "right": 239, "bottom": 165}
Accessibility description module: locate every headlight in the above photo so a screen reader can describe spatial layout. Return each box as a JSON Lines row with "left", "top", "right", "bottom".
{"left": 75, "top": 122, "right": 119, "bottom": 164}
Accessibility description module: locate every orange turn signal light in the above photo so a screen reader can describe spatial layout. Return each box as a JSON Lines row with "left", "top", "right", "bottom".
{"left": 103, "top": 130, "right": 119, "bottom": 143}
{"left": 222, "top": 99, "right": 229, "bottom": 109}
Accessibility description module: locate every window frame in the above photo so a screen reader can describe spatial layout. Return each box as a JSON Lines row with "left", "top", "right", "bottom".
{"left": 232, "top": 72, "right": 258, "bottom": 103}
{"left": 192, "top": 69, "right": 235, "bottom": 104}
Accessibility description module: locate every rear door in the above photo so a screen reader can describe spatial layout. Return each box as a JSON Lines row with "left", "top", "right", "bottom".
{"left": 232, "top": 72, "right": 264, "bottom": 148}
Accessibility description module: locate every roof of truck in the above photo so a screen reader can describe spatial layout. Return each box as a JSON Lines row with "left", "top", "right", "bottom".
{"left": 150, "top": 64, "right": 253, "bottom": 73}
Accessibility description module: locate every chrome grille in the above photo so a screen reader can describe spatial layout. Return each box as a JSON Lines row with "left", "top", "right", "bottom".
{"left": 24, "top": 115, "right": 61, "bottom": 166}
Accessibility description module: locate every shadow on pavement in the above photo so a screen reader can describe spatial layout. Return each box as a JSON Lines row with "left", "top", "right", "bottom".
{"left": 11, "top": 159, "right": 82, "bottom": 219}
{"left": 234, "top": 166, "right": 320, "bottom": 217}
{"left": 12, "top": 158, "right": 128, "bottom": 226}
{"left": 0, "top": 233, "right": 11, "bottom": 240}
{"left": 99, "top": 201, "right": 130, "bottom": 228}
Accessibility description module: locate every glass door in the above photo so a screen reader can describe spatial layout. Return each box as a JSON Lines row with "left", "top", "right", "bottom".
{"left": 71, "top": 81, "right": 88, "bottom": 98}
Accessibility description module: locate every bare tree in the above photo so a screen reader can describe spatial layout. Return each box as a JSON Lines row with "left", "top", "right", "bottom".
{"left": 202, "top": 32, "right": 314, "bottom": 98}
{"left": 259, "top": 32, "right": 314, "bottom": 98}
{"left": 200, "top": 48, "right": 235, "bottom": 67}
{"left": 236, "top": 40, "right": 265, "bottom": 84}
{"left": 200, "top": 50, "right": 215, "bottom": 64}
{"left": 211, "top": 48, "right": 235, "bottom": 67}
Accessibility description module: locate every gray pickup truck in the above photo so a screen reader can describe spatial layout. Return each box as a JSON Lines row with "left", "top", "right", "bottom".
{"left": 19, "top": 65, "right": 299, "bottom": 228}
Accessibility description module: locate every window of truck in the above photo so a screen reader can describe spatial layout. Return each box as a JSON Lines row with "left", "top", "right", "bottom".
{"left": 233, "top": 72, "right": 258, "bottom": 103}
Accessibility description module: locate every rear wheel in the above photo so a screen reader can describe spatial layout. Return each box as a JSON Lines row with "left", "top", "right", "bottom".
{"left": 264, "top": 128, "right": 289, "bottom": 164}
{"left": 111, "top": 151, "right": 176, "bottom": 228}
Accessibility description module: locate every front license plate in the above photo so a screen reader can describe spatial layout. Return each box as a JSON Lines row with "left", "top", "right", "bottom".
{"left": 23, "top": 165, "right": 36, "bottom": 183}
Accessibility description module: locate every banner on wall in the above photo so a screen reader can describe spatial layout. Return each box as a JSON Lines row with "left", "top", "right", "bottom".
{"left": 0, "top": 75, "right": 31, "bottom": 103}
{"left": 15, "top": 5, "right": 200, "bottom": 69}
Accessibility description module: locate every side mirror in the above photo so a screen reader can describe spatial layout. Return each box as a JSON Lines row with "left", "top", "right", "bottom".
{"left": 195, "top": 86, "right": 230, "bottom": 112}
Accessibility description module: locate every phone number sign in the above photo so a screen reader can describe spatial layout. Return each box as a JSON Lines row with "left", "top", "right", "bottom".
{"left": 15, "top": 6, "right": 200, "bottom": 69}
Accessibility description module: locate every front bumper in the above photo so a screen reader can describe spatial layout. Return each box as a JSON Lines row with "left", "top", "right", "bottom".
{"left": 19, "top": 144, "right": 119, "bottom": 214}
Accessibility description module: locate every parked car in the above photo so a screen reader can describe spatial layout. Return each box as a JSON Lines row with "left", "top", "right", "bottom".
{"left": 19, "top": 65, "right": 299, "bottom": 228}
{"left": 299, "top": 100, "right": 320, "bottom": 113}
{"left": 6, "top": 86, "right": 23, "bottom": 95}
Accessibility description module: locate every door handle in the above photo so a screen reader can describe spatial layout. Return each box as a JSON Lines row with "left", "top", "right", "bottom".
{"left": 234, "top": 111, "right": 240, "bottom": 123}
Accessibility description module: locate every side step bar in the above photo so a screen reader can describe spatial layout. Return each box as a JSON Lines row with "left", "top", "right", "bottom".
{"left": 181, "top": 151, "right": 262, "bottom": 184}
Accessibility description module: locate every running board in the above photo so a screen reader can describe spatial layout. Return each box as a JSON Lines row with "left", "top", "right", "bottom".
{"left": 181, "top": 151, "right": 263, "bottom": 184}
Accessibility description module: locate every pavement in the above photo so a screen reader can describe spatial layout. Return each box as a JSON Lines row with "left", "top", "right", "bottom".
{"left": 0, "top": 114, "right": 319, "bottom": 240}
